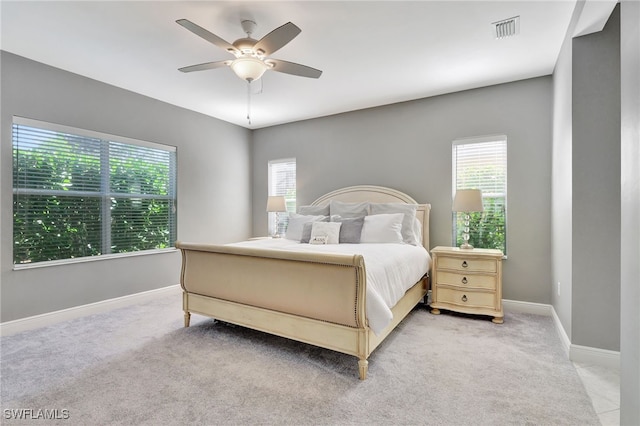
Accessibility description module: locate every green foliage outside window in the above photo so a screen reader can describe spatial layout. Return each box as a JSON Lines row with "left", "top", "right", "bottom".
{"left": 13, "top": 194, "right": 103, "bottom": 262}
{"left": 13, "top": 125, "right": 176, "bottom": 265}
{"left": 454, "top": 197, "right": 506, "bottom": 252}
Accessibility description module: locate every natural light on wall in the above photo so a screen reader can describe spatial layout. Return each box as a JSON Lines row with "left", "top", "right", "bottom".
{"left": 452, "top": 135, "right": 507, "bottom": 254}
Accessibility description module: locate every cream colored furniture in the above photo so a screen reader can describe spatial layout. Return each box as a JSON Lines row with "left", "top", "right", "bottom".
{"left": 429, "top": 246, "right": 504, "bottom": 324}
{"left": 176, "top": 185, "right": 431, "bottom": 380}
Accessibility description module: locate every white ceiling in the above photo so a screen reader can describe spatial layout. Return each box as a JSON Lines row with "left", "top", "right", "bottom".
{"left": 1, "top": 1, "right": 579, "bottom": 129}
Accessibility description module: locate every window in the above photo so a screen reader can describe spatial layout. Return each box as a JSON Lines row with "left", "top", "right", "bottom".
{"left": 12, "top": 117, "right": 177, "bottom": 266}
{"left": 452, "top": 135, "right": 507, "bottom": 254}
{"left": 268, "top": 158, "right": 296, "bottom": 235}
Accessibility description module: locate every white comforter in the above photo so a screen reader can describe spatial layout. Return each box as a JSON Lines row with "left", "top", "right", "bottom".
{"left": 230, "top": 239, "right": 431, "bottom": 334}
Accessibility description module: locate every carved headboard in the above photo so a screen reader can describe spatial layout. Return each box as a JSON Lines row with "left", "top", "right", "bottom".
{"left": 310, "top": 185, "right": 431, "bottom": 250}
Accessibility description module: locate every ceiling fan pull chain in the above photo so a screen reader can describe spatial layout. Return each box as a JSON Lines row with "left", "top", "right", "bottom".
{"left": 247, "top": 80, "right": 252, "bottom": 125}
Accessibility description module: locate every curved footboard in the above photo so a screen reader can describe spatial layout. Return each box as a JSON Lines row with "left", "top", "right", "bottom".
{"left": 177, "top": 242, "right": 367, "bottom": 328}
{"left": 177, "top": 241, "right": 372, "bottom": 378}
{"left": 176, "top": 241, "right": 427, "bottom": 380}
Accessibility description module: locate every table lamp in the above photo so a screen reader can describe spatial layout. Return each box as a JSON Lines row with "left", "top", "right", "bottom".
{"left": 452, "top": 189, "right": 484, "bottom": 249}
{"left": 266, "top": 196, "right": 287, "bottom": 237}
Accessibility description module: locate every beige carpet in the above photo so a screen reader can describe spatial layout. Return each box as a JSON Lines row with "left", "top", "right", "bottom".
{"left": 1, "top": 292, "right": 599, "bottom": 425}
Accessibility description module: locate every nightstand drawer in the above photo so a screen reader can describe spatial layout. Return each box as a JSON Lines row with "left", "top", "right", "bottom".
{"left": 438, "top": 256, "right": 497, "bottom": 273}
{"left": 436, "top": 288, "right": 496, "bottom": 309}
{"left": 437, "top": 271, "right": 497, "bottom": 290}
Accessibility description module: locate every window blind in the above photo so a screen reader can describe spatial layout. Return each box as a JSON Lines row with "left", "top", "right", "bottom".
{"left": 452, "top": 136, "right": 507, "bottom": 254}
{"left": 268, "top": 158, "right": 296, "bottom": 235}
{"left": 12, "top": 117, "right": 177, "bottom": 266}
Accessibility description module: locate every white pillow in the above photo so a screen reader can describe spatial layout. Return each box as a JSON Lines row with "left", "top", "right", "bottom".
{"left": 285, "top": 213, "right": 326, "bottom": 241}
{"left": 413, "top": 217, "right": 424, "bottom": 247}
{"left": 310, "top": 221, "right": 342, "bottom": 245}
{"left": 369, "top": 203, "right": 419, "bottom": 245}
{"left": 360, "top": 213, "right": 404, "bottom": 244}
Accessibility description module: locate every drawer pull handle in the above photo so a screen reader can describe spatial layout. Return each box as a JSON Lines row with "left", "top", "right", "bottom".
{"left": 461, "top": 277, "right": 468, "bottom": 284}
{"left": 461, "top": 295, "right": 468, "bottom": 302}
{"left": 461, "top": 261, "right": 468, "bottom": 268}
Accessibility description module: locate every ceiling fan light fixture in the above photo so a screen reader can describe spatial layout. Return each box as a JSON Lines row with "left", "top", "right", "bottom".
{"left": 230, "top": 57, "right": 268, "bottom": 81}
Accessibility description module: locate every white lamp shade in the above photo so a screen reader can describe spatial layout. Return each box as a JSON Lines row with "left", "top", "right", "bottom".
{"left": 452, "top": 189, "right": 484, "bottom": 212}
{"left": 266, "top": 196, "right": 287, "bottom": 212}
{"left": 230, "top": 57, "right": 268, "bottom": 81}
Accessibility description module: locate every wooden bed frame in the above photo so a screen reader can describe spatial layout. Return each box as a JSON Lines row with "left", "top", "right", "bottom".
{"left": 176, "top": 185, "right": 431, "bottom": 379}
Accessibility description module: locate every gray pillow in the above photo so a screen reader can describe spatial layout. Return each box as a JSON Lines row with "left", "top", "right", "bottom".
{"left": 330, "top": 200, "right": 369, "bottom": 218}
{"left": 285, "top": 213, "right": 327, "bottom": 241}
{"left": 299, "top": 217, "right": 330, "bottom": 243}
{"left": 333, "top": 216, "right": 365, "bottom": 244}
{"left": 299, "top": 204, "right": 330, "bottom": 216}
{"left": 369, "top": 203, "right": 419, "bottom": 245}
{"left": 300, "top": 222, "right": 314, "bottom": 243}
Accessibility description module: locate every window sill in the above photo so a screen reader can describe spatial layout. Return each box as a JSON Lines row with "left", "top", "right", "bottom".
{"left": 12, "top": 248, "right": 178, "bottom": 271}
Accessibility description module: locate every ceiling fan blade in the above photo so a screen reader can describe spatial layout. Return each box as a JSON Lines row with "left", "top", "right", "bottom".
{"left": 178, "top": 60, "right": 230, "bottom": 73}
{"left": 266, "top": 59, "right": 322, "bottom": 79}
{"left": 176, "top": 19, "right": 236, "bottom": 53}
{"left": 253, "top": 22, "right": 301, "bottom": 56}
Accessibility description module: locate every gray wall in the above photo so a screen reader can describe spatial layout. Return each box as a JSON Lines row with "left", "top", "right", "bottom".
{"left": 552, "top": 3, "right": 623, "bottom": 353}
{"left": 620, "top": 1, "right": 640, "bottom": 423}
{"left": 551, "top": 0, "right": 579, "bottom": 339}
{"left": 0, "top": 52, "right": 252, "bottom": 322}
{"left": 572, "top": 7, "right": 621, "bottom": 351}
{"left": 252, "top": 77, "right": 553, "bottom": 304}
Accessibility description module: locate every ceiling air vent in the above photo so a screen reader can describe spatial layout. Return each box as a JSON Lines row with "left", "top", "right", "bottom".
{"left": 492, "top": 16, "right": 520, "bottom": 39}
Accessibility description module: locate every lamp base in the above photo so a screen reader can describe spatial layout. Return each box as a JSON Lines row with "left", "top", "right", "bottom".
{"left": 459, "top": 214, "right": 474, "bottom": 250}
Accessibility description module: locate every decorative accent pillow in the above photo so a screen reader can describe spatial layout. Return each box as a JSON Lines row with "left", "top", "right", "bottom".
{"left": 309, "top": 235, "right": 328, "bottom": 245}
{"left": 369, "top": 203, "right": 419, "bottom": 245}
{"left": 329, "top": 200, "right": 369, "bottom": 218}
{"left": 298, "top": 204, "right": 330, "bottom": 216}
{"left": 310, "top": 222, "right": 342, "bottom": 245}
{"left": 285, "top": 213, "right": 327, "bottom": 241}
{"left": 360, "top": 213, "right": 404, "bottom": 244}
{"left": 332, "top": 216, "right": 365, "bottom": 244}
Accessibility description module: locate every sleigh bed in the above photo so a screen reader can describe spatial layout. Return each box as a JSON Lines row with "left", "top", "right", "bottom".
{"left": 176, "top": 185, "right": 431, "bottom": 379}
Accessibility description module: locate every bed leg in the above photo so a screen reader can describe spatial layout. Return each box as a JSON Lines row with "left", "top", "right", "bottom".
{"left": 184, "top": 311, "right": 191, "bottom": 327}
{"left": 358, "top": 359, "right": 368, "bottom": 380}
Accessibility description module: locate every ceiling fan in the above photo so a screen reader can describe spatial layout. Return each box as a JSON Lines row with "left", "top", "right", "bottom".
{"left": 176, "top": 19, "right": 323, "bottom": 82}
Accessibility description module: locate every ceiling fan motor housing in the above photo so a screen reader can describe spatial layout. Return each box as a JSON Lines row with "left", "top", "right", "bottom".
{"left": 233, "top": 38, "right": 259, "bottom": 55}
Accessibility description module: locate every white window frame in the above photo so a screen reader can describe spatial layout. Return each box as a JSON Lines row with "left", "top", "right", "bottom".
{"left": 267, "top": 158, "right": 296, "bottom": 236}
{"left": 12, "top": 116, "right": 177, "bottom": 269}
{"left": 452, "top": 134, "right": 507, "bottom": 255}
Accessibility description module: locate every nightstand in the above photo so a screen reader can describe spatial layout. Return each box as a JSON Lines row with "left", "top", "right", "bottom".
{"left": 430, "top": 246, "right": 504, "bottom": 324}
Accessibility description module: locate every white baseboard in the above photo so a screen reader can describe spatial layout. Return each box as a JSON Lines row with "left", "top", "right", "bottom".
{"left": 551, "top": 305, "right": 572, "bottom": 355}
{"left": 549, "top": 304, "right": 620, "bottom": 371}
{"left": 503, "top": 299, "right": 553, "bottom": 316}
{"left": 570, "top": 344, "right": 620, "bottom": 371}
{"left": 504, "top": 299, "right": 620, "bottom": 371}
{"left": 0, "top": 284, "right": 181, "bottom": 337}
